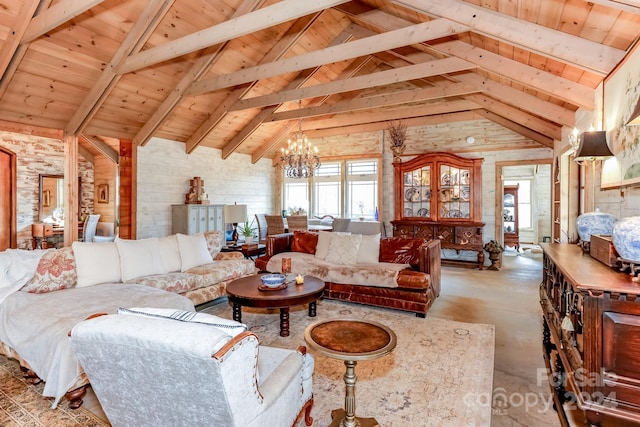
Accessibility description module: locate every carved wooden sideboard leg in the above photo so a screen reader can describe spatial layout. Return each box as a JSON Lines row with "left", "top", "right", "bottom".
{"left": 585, "top": 410, "right": 603, "bottom": 427}
{"left": 67, "top": 386, "right": 87, "bottom": 409}
{"left": 553, "top": 353, "right": 566, "bottom": 405}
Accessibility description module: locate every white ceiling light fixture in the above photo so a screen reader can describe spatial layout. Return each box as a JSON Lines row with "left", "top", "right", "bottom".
{"left": 466, "top": 136, "right": 475, "bottom": 145}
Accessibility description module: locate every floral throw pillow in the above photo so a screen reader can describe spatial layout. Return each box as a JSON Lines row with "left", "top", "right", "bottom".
{"left": 21, "top": 247, "right": 77, "bottom": 293}
{"left": 204, "top": 230, "right": 224, "bottom": 259}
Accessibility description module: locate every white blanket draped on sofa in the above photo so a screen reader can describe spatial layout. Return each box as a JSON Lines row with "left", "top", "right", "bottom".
{"left": 0, "top": 283, "right": 194, "bottom": 408}
{"left": 0, "top": 249, "right": 48, "bottom": 305}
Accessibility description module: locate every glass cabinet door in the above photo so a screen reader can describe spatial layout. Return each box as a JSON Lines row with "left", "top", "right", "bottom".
{"left": 402, "top": 166, "right": 431, "bottom": 218}
{"left": 438, "top": 164, "right": 471, "bottom": 219}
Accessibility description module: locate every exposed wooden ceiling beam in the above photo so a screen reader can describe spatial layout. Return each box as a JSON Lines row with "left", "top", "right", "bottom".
{"left": 77, "top": 144, "right": 95, "bottom": 164}
{"left": 79, "top": 134, "right": 119, "bottom": 164}
{"left": 267, "top": 82, "right": 479, "bottom": 122}
{"left": 21, "top": 0, "right": 105, "bottom": 43}
{"left": 0, "top": 0, "right": 50, "bottom": 99}
{"left": 135, "top": 0, "right": 268, "bottom": 147}
{"left": 392, "top": 0, "right": 624, "bottom": 75}
{"left": 474, "top": 109, "right": 554, "bottom": 148}
{"left": 231, "top": 57, "right": 473, "bottom": 111}
{"left": 249, "top": 56, "right": 370, "bottom": 163}
{"left": 465, "top": 94, "right": 562, "bottom": 141}
{"left": 340, "top": 5, "right": 595, "bottom": 110}
{"left": 586, "top": 0, "right": 640, "bottom": 14}
{"left": 186, "top": 10, "right": 327, "bottom": 154}
{"left": 428, "top": 40, "right": 594, "bottom": 110}
{"left": 65, "top": 0, "right": 175, "bottom": 135}
{"left": 117, "top": 0, "right": 350, "bottom": 74}
{"left": 185, "top": 18, "right": 468, "bottom": 96}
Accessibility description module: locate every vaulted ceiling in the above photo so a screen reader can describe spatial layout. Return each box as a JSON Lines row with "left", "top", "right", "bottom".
{"left": 1, "top": 0, "right": 639, "bottom": 163}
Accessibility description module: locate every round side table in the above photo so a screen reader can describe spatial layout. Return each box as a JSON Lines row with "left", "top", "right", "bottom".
{"left": 304, "top": 319, "right": 397, "bottom": 427}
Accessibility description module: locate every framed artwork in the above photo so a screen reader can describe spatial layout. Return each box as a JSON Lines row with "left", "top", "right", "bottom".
{"left": 42, "top": 190, "right": 50, "bottom": 207}
{"left": 602, "top": 42, "right": 640, "bottom": 188}
{"left": 97, "top": 184, "right": 109, "bottom": 204}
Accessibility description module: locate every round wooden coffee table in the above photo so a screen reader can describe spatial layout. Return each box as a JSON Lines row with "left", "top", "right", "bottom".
{"left": 304, "top": 319, "right": 397, "bottom": 427}
{"left": 226, "top": 274, "right": 325, "bottom": 337}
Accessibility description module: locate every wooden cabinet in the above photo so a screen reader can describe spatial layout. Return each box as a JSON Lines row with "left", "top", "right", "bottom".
{"left": 540, "top": 243, "right": 640, "bottom": 427}
{"left": 391, "top": 152, "right": 485, "bottom": 269}
{"left": 171, "top": 204, "right": 225, "bottom": 235}
{"left": 503, "top": 185, "right": 519, "bottom": 251}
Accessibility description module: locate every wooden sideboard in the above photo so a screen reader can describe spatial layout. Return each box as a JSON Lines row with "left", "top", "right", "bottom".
{"left": 540, "top": 243, "right": 640, "bottom": 426}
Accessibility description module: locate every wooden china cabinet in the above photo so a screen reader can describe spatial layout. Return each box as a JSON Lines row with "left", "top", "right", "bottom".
{"left": 391, "top": 152, "right": 485, "bottom": 269}
{"left": 503, "top": 185, "right": 520, "bottom": 251}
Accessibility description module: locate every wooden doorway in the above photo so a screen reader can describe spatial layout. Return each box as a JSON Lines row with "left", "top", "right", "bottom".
{"left": 0, "top": 147, "right": 16, "bottom": 250}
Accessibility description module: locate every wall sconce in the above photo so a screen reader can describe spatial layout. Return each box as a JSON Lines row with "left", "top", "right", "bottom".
{"left": 573, "top": 131, "right": 614, "bottom": 163}
{"left": 568, "top": 127, "right": 579, "bottom": 150}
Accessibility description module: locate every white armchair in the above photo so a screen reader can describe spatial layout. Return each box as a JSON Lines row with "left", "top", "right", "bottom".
{"left": 70, "top": 309, "right": 314, "bottom": 427}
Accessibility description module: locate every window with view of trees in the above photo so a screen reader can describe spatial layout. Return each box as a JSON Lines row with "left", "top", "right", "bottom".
{"left": 283, "top": 158, "right": 379, "bottom": 220}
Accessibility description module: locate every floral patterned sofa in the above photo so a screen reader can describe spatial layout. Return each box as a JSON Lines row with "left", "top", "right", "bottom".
{"left": 0, "top": 230, "right": 255, "bottom": 409}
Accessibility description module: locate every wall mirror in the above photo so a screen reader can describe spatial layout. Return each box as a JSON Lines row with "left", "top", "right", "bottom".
{"left": 39, "top": 174, "right": 81, "bottom": 223}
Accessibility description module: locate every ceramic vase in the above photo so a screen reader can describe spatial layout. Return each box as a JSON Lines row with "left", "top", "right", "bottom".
{"left": 612, "top": 216, "right": 640, "bottom": 262}
{"left": 576, "top": 211, "right": 616, "bottom": 242}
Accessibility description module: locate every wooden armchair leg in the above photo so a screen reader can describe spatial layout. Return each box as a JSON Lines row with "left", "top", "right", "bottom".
{"left": 20, "top": 366, "right": 42, "bottom": 384}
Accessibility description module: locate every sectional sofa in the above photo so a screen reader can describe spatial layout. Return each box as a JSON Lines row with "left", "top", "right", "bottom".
{"left": 0, "top": 230, "right": 255, "bottom": 408}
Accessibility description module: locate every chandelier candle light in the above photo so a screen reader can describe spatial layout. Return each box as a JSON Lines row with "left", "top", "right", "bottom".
{"left": 280, "top": 107, "right": 320, "bottom": 178}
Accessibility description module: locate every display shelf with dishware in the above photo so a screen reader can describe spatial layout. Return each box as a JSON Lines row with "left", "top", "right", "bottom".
{"left": 503, "top": 185, "right": 519, "bottom": 251}
{"left": 392, "top": 152, "right": 485, "bottom": 269}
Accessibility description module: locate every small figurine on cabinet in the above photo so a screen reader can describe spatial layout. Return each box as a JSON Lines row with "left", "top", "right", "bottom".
{"left": 185, "top": 177, "right": 209, "bottom": 204}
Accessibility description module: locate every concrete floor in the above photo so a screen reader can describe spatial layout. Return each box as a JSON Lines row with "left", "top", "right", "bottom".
{"left": 82, "top": 250, "right": 637, "bottom": 426}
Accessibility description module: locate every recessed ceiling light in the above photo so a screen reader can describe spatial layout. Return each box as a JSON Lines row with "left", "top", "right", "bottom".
{"left": 466, "top": 136, "right": 475, "bottom": 145}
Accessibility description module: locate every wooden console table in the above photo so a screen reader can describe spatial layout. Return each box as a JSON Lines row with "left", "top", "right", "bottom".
{"left": 540, "top": 243, "right": 640, "bottom": 426}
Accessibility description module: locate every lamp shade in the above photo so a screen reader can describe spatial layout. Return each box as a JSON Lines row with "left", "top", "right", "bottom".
{"left": 223, "top": 204, "right": 247, "bottom": 224}
{"left": 574, "top": 131, "right": 614, "bottom": 161}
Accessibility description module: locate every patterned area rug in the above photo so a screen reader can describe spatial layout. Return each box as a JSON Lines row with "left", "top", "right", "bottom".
{"left": 0, "top": 355, "right": 106, "bottom": 427}
{"left": 203, "top": 299, "right": 495, "bottom": 427}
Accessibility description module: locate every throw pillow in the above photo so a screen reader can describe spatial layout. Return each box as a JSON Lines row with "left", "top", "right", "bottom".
{"left": 118, "top": 307, "right": 247, "bottom": 337}
{"left": 203, "top": 230, "right": 224, "bottom": 259}
{"left": 325, "top": 233, "right": 363, "bottom": 265}
{"left": 315, "top": 231, "right": 350, "bottom": 260}
{"left": 21, "top": 247, "right": 77, "bottom": 293}
{"left": 356, "top": 233, "right": 381, "bottom": 264}
{"left": 72, "top": 241, "right": 121, "bottom": 287}
{"left": 158, "top": 235, "right": 182, "bottom": 273}
{"left": 176, "top": 233, "right": 213, "bottom": 272}
{"left": 115, "top": 238, "right": 164, "bottom": 281}
{"left": 291, "top": 231, "right": 319, "bottom": 254}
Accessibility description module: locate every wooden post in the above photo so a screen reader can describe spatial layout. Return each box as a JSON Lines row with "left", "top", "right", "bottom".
{"left": 64, "top": 133, "right": 79, "bottom": 247}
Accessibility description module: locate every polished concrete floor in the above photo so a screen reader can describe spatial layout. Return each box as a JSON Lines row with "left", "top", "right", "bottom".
{"left": 82, "top": 250, "right": 637, "bottom": 426}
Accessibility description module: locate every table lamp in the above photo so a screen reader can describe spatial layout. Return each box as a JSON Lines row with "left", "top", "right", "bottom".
{"left": 223, "top": 204, "right": 247, "bottom": 246}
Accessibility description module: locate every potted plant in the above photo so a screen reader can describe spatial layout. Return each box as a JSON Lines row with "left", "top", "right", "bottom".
{"left": 239, "top": 220, "right": 256, "bottom": 244}
{"left": 483, "top": 240, "right": 504, "bottom": 270}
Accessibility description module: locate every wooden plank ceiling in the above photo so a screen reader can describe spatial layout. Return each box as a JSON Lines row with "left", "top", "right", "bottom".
{"left": 0, "top": 0, "right": 639, "bottom": 163}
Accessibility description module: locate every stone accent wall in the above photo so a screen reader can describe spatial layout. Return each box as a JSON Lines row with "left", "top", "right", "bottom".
{"left": 0, "top": 131, "right": 94, "bottom": 249}
{"left": 136, "top": 138, "right": 276, "bottom": 238}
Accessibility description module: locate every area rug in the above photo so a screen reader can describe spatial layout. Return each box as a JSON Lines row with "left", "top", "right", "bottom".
{"left": 203, "top": 299, "right": 495, "bottom": 427}
{"left": 0, "top": 354, "right": 106, "bottom": 427}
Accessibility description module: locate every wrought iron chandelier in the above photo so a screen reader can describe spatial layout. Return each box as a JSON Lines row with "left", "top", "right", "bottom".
{"left": 279, "top": 116, "right": 321, "bottom": 178}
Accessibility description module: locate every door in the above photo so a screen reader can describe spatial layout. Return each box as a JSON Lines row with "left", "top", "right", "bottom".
{"left": 0, "top": 147, "right": 16, "bottom": 250}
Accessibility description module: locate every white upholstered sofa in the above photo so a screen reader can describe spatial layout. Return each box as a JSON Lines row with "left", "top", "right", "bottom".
{"left": 70, "top": 308, "right": 314, "bottom": 427}
{"left": 0, "top": 230, "right": 256, "bottom": 408}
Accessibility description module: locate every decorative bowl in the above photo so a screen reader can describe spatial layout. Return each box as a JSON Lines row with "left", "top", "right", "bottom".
{"left": 576, "top": 211, "right": 616, "bottom": 242}
{"left": 612, "top": 216, "right": 640, "bottom": 262}
{"left": 260, "top": 274, "right": 286, "bottom": 288}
